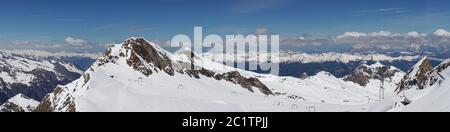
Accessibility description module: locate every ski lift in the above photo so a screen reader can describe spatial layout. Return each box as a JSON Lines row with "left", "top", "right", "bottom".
{"left": 137, "top": 77, "right": 144, "bottom": 85}
{"left": 306, "top": 106, "right": 316, "bottom": 112}
{"left": 178, "top": 84, "right": 184, "bottom": 90}
{"left": 379, "top": 74, "right": 386, "bottom": 100}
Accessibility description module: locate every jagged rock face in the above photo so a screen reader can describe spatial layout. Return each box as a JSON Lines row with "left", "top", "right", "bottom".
{"left": 123, "top": 38, "right": 272, "bottom": 95}
{"left": 187, "top": 69, "right": 273, "bottom": 95}
{"left": 0, "top": 102, "right": 23, "bottom": 112}
{"left": 344, "top": 63, "right": 401, "bottom": 86}
{"left": 427, "top": 60, "right": 450, "bottom": 87}
{"left": 123, "top": 38, "right": 175, "bottom": 76}
{"left": 176, "top": 47, "right": 272, "bottom": 95}
{"left": 397, "top": 57, "right": 433, "bottom": 92}
{"left": 414, "top": 58, "right": 433, "bottom": 88}
{"left": 101, "top": 37, "right": 272, "bottom": 95}
{"left": 435, "top": 60, "right": 450, "bottom": 73}
{"left": 34, "top": 85, "right": 76, "bottom": 112}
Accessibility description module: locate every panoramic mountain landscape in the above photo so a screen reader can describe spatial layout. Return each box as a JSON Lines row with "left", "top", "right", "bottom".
{"left": 1, "top": 0, "right": 450, "bottom": 113}
{"left": 7, "top": 37, "right": 444, "bottom": 112}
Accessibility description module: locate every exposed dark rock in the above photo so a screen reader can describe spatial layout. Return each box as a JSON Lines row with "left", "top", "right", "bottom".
{"left": 187, "top": 68, "right": 273, "bottom": 95}
{"left": 34, "top": 86, "right": 76, "bottom": 112}
{"left": 396, "top": 57, "right": 433, "bottom": 92}
{"left": 123, "top": 38, "right": 175, "bottom": 76}
{"left": 417, "top": 60, "right": 450, "bottom": 90}
{"left": 0, "top": 102, "right": 23, "bottom": 112}
{"left": 33, "top": 95, "right": 53, "bottom": 112}
{"left": 344, "top": 63, "right": 402, "bottom": 86}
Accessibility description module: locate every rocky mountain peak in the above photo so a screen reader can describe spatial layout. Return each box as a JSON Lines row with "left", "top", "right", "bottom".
{"left": 344, "top": 62, "right": 402, "bottom": 86}
{"left": 123, "top": 37, "right": 175, "bottom": 76}
{"left": 98, "top": 37, "right": 176, "bottom": 76}
{"left": 396, "top": 57, "right": 433, "bottom": 92}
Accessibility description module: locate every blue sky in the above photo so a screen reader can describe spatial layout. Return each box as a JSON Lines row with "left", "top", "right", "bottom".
{"left": 1, "top": 0, "right": 450, "bottom": 52}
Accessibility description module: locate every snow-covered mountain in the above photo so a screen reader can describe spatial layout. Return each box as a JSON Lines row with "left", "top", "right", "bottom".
{"left": 203, "top": 52, "right": 421, "bottom": 64}
{"left": 396, "top": 57, "right": 434, "bottom": 91}
{"left": 344, "top": 62, "right": 405, "bottom": 91}
{"left": 0, "top": 51, "right": 91, "bottom": 103}
{"left": 390, "top": 57, "right": 450, "bottom": 112}
{"left": 0, "top": 94, "right": 39, "bottom": 112}
{"left": 35, "top": 37, "right": 388, "bottom": 112}
{"left": 202, "top": 51, "right": 429, "bottom": 79}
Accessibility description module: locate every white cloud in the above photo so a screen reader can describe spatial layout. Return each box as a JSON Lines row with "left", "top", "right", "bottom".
{"left": 298, "top": 36, "right": 305, "bottom": 40}
{"left": 356, "top": 8, "right": 410, "bottom": 16}
{"left": 65, "top": 37, "right": 87, "bottom": 46}
{"left": 433, "top": 29, "right": 450, "bottom": 37}
{"left": 361, "top": 8, "right": 405, "bottom": 13}
{"left": 336, "top": 32, "right": 367, "bottom": 39}
{"left": 337, "top": 31, "right": 428, "bottom": 39}
{"left": 368, "top": 31, "right": 401, "bottom": 37}
{"left": 335, "top": 31, "right": 402, "bottom": 38}
{"left": 406, "top": 32, "right": 427, "bottom": 38}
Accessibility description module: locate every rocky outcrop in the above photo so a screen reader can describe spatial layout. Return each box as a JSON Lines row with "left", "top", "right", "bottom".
{"left": 427, "top": 60, "right": 450, "bottom": 87}
{"left": 121, "top": 38, "right": 273, "bottom": 95}
{"left": 34, "top": 85, "right": 76, "bottom": 112}
{"left": 344, "top": 62, "right": 402, "bottom": 86}
{"left": 124, "top": 38, "right": 175, "bottom": 76}
{"left": 396, "top": 57, "right": 433, "bottom": 92}
{"left": 184, "top": 68, "right": 273, "bottom": 95}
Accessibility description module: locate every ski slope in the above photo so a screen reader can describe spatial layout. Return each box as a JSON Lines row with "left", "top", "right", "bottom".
{"left": 35, "top": 37, "right": 414, "bottom": 112}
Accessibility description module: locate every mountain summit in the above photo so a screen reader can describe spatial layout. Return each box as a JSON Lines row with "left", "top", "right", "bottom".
{"left": 35, "top": 37, "right": 275, "bottom": 112}
{"left": 344, "top": 62, "right": 403, "bottom": 87}
{"left": 396, "top": 57, "right": 433, "bottom": 92}
{"left": 34, "top": 37, "right": 408, "bottom": 112}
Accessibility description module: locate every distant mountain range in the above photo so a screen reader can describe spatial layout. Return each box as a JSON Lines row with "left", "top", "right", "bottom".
{"left": 0, "top": 51, "right": 95, "bottom": 104}
{"left": 203, "top": 52, "right": 442, "bottom": 78}
{"left": 1, "top": 37, "right": 450, "bottom": 112}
